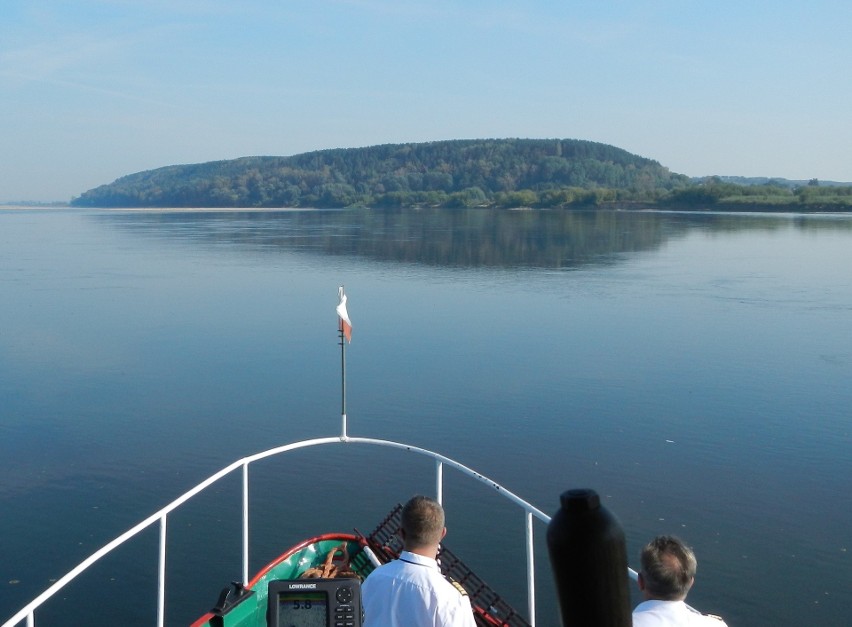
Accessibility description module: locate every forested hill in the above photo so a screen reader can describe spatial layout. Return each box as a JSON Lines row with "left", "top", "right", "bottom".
{"left": 71, "top": 138, "right": 691, "bottom": 209}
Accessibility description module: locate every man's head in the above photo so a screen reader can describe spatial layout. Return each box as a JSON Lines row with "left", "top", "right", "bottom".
{"left": 400, "top": 495, "right": 446, "bottom": 553}
{"left": 638, "top": 535, "right": 697, "bottom": 601}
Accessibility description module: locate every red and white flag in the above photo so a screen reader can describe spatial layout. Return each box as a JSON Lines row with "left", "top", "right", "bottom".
{"left": 336, "top": 286, "right": 352, "bottom": 343}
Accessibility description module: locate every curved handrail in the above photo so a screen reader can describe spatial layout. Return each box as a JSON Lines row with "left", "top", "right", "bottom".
{"left": 2, "top": 434, "right": 639, "bottom": 627}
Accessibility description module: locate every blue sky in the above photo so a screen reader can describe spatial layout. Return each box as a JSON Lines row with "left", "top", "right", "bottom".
{"left": 2, "top": 0, "right": 850, "bottom": 201}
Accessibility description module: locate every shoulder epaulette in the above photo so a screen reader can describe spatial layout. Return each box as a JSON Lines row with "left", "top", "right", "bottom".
{"left": 445, "top": 576, "right": 468, "bottom": 597}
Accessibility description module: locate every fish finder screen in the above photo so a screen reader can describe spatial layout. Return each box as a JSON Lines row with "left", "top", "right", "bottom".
{"left": 275, "top": 591, "right": 328, "bottom": 627}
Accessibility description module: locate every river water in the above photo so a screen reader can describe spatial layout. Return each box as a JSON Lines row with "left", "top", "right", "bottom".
{"left": 1, "top": 207, "right": 850, "bottom": 626}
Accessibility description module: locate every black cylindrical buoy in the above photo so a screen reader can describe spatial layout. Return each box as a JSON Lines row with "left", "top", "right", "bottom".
{"left": 546, "top": 488, "right": 632, "bottom": 627}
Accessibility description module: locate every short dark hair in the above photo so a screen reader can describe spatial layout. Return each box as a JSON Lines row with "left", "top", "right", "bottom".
{"left": 401, "top": 495, "right": 445, "bottom": 549}
{"left": 640, "top": 535, "right": 697, "bottom": 601}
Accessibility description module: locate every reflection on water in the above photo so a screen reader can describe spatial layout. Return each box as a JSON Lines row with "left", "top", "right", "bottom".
{"left": 95, "top": 208, "right": 671, "bottom": 268}
{"left": 93, "top": 208, "right": 852, "bottom": 269}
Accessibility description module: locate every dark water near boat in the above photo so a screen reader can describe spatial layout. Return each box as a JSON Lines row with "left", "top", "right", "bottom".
{"left": 1, "top": 207, "right": 850, "bottom": 626}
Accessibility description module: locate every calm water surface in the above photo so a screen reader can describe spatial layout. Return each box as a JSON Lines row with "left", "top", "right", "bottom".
{"left": 1, "top": 208, "right": 850, "bottom": 626}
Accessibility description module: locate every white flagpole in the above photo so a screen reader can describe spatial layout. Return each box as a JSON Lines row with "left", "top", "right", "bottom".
{"left": 340, "top": 322, "right": 347, "bottom": 438}
{"left": 337, "top": 286, "right": 348, "bottom": 439}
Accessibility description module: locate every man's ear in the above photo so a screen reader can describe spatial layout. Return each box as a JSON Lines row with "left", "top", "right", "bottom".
{"left": 637, "top": 572, "right": 646, "bottom": 591}
{"left": 441, "top": 527, "right": 447, "bottom": 540}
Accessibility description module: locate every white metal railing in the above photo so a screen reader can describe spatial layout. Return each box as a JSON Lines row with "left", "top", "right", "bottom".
{"left": 4, "top": 431, "right": 575, "bottom": 627}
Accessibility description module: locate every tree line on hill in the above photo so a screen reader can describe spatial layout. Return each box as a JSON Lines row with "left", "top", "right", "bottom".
{"left": 71, "top": 139, "right": 852, "bottom": 210}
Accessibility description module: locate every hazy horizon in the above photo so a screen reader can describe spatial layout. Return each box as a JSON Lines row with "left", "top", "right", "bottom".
{"left": 8, "top": 141, "right": 852, "bottom": 206}
{"left": 2, "top": 1, "right": 850, "bottom": 202}
{"left": 6, "top": 139, "right": 852, "bottom": 205}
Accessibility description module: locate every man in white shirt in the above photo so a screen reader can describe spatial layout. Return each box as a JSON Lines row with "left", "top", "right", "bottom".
{"left": 632, "top": 535, "right": 728, "bottom": 627}
{"left": 361, "top": 496, "right": 477, "bottom": 627}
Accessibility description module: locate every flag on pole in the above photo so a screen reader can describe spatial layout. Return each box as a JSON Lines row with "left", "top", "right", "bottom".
{"left": 336, "top": 286, "right": 352, "bottom": 343}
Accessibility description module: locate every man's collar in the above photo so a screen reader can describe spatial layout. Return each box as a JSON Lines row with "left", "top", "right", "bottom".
{"left": 636, "top": 599, "right": 687, "bottom": 610}
{"left": 399, "top": 550, "right": 439, "bottom": 569}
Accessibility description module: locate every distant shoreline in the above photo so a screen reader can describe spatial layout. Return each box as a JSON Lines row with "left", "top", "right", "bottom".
{"left": 0, "top": 202, "right": 70, "bottom": 209}
{"left": 4, "top": 202, "right": 852, "bottom": 214}
{"left": 607, "top": 201, "right": 852, "bottom": 213}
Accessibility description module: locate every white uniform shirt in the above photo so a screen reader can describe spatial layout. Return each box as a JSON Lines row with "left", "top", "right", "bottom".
{"left": 633, "top": 599, "right": 728, "bottom": 627}
{"left": 361, "top": 550, "right": 476, "bottom": 627}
